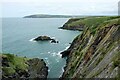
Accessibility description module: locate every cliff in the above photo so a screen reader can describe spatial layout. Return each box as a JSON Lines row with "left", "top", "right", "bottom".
{"left": 1, "top": 54, "right": 48, "bottom": 79}
{"left": 61, "top": 16, "right": 120, "bottom": 79}
{"left": 59, "top": 18, "right": 84, "bottom": 31}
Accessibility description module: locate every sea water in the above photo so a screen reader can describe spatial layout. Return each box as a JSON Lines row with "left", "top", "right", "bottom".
{"left": 2, "top": 18, "right": 80, "bottom": 78}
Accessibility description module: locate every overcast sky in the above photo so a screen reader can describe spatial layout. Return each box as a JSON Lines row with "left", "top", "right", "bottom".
{"left": 1, "top": 0, "right": 120, "bottom": 17}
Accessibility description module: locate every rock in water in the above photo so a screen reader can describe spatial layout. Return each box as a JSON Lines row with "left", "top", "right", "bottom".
{"left": 50, "top": 39, "right": 59, "bottom": 43}
{"left": 34, "top": 35, "right": 59, "bottom": 43}
{"left": 34, "top": 36, "right": 52, "bottom": 41}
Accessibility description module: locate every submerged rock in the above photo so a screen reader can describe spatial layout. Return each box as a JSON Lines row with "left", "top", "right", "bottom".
{"left": 1, "top": 54, "right": 48, "bottom": 79}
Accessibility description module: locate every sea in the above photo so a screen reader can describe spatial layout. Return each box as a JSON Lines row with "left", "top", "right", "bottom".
{"left": 2, "top": 18, "right": 80, "bottom": 78}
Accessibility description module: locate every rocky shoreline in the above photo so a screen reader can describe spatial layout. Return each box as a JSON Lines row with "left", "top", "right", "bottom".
{"left": 1, "top": 16, "right": 120, "bottom": 79}
{"left": 1, "top": 54, "right": 48, "bottom": 79}
{"left": 60, "top": 16, "right": 120, "bottom": 78}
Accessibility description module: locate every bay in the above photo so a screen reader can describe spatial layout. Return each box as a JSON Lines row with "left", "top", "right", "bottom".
{"left": 2, "top": 18, "right": 80, "bottom": 78}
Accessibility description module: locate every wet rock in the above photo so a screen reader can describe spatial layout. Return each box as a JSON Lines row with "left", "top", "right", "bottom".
{"left": 34, "top": 36, "right": 52, "bottom": 41}
{"left": 60, "top": 49, "right": 71, "bottom": 58}
{"left": 34, "top": 35, "right": 59, "bottom": 44}
{"left": 51, "top": 39, "right": 59, "bottom": 43}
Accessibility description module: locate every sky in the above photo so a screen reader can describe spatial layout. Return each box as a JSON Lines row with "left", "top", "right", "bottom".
{"left": 1, "top": 0, "right": 120, "bottom": 17}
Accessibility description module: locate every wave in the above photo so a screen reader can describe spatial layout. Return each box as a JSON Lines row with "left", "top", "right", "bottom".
{"left": 29, "top": 37, "right": 36, "bottom": 42}
{"left": 48, "top": 52, "right": 51, "bottom": 54}
{"left": 65, "top": 45, "right": 70, "bottom": 50}
{"left": 56, "top": 45, "right": 70, "bottom": 57}
{"left": 59, "top": 65, "right": 66, "bottom": 78}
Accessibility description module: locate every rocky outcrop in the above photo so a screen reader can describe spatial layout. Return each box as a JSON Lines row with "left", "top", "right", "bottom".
{"left": 34, "top": 36, "right": 59, "bottom": 43}
{"left": 1, "top": 54, "right": 48, "bottom": 79}
{"left": 59, "top": 18, "right": 85, "bottom": 31}
{"left": 50, "top": 39, "right": 59, "bottom": 43}
{"left": 61, "top": 16, "right": 120, "bottom": 79}
{"left": 34, "top": 36, "right": 52, "bottom": 41}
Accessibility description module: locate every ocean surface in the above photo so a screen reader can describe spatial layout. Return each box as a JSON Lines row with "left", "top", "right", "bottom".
{"left": 2, "top": 18, "right": 80, "bottom": 78}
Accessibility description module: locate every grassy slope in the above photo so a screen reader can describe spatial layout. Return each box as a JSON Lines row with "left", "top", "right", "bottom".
{"left": 1, "top": 54, "right": 29, "bottom": 76}
{"left": 63, "top": 16, "right": 120, "bottom": 31}
{"left": 1, "top": 53, "right": 48, "bottom": 78}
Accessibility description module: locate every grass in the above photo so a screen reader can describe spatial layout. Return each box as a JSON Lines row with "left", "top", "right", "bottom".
{"left": 1, "top": 53, "right": 29, "bottom": 76}
{"left": 65, "top": 16, "right": 120, "bottom": 35}
{"left": 64, "top": 16, "right": 120, "bottom": 78}
{"left": 2, "top": 67, "right": 16, "bottom": 76}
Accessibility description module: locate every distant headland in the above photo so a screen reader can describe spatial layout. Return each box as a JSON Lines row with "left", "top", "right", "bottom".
{"left": 24, "top": 14, "right": 83, "bottom": 18}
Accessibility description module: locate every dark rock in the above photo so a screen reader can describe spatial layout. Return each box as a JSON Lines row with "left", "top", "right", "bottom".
{"left": 51, "top": 39, "right": 59, "bottom": 43}
{"left": 27, "top": 58, "right": 48, "bottom": 79}
{"left": 60, "top": 49, "right": 71, "bottom": 58}
{"left": 34, "top": 36, "right": 52, "bottom": 41}
{"left": 34, "top": 36, "right": 59, "bottom": 44}
{"left": 1, "top": 54, "right": 48, "bottom": 79}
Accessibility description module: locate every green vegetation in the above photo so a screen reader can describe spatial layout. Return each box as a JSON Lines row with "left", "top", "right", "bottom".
{"left": 66, "top": 16, "right": 120, "bottom": 27}
{"left": 64, "top": 16, "right": 120, "bottom": 34}
{"left": 1, "top": 53, "right": 29, "bottom": 76}
{"left": 62, "top": 16, "right": 120, "bottom": 78}
{"left": 112, "top": 52, "right": 120, "bottom": 68}
{"left": 2, "top": 67, "right": 15, "bottom": 76}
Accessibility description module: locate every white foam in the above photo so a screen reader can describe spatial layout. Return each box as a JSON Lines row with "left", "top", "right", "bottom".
{"left": 57, "top": 51, "right": 63, "bottom": 57}
{"left": 59, "top": 67, "right": 65, "bottom": 78}
{"left": 48, "top": 52, "right": 51, "bottom": 54}
{"left": 65, "top": 45, "right": 70, "bottom": 50}
{"left": 45, "top": 57, "right": 48, "bottom": 60}
{"left": 56, "top": 45, "right": 70, "bottom": 58}
{"left": 48, "top": 69, "right": 50, "bottom": 72}
{"left": 29, "top": 37, "right": 36, "bottom": 42}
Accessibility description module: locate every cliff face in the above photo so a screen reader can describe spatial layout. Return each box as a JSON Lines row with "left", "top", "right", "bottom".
{"left": 1, "top": 54, "right": 48, "bottom": 79}
{"left": 59, "top": 18, "right": 84, "bottom": 31}
{"left": 61, "top": 16, "right": 120, "bottom": 78}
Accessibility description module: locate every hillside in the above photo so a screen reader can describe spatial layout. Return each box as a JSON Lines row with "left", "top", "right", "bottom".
{"left": 1, "top": 54, "right": 48, "bottom": 79}
{"left": 24, "top": 14, "right": 82, "bottom": 18}
{"left": 60, "top": 16, "right": 120, "bottom": 79}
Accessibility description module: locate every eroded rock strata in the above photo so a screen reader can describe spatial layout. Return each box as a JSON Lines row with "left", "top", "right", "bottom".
{"left": 61, "top": 16, "right": 120, "bottom": 79}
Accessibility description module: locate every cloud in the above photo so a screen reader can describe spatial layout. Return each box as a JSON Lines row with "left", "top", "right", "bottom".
{"left": 1, "top": 0, "right": 119, "bottom": 17}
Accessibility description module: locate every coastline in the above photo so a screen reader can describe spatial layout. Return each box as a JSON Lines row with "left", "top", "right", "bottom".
{"left": 60, "top": 16, "right": 120, "bottom": 78}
